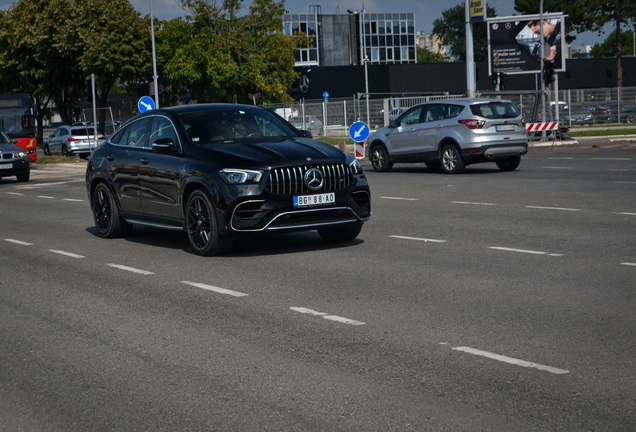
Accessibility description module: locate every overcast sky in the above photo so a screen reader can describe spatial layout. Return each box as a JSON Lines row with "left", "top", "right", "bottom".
{"left": 1, "top": 0, "right": 611, "bottom": 48}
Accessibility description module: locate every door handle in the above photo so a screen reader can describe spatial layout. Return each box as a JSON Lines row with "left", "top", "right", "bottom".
{"left": 140, "top": 158, "right": 149, "bottom": 165}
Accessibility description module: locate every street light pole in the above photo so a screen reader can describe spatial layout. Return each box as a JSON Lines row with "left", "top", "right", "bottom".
{"left": 465, "top": 0, "right": 476, "bottom": 98}
{"left": 364, "top": 57, "right": 370, "bottom": 127}
{"left": 150, "top": 0, "right": 159, "bottom": 108}
{"left": 539, "top": 0, "right": 546, "bottom": 141}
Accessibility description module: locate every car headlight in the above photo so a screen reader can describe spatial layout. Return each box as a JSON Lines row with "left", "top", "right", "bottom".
{"left": 15, "top": 151, "right": 26, "bottom": 158}
{"left": 219, "top": 168, "right": 263, "bottom": 184}
{"left": 349, "top": 157, "right": 363, "bottom": 174}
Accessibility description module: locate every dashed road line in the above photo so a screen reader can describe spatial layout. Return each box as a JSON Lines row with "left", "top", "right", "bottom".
{"left": 618, "top": 212, "right": 636, "bottom": 216}
{"left": 452, "top": 201, "right": 496, "bottom": 206}
{"left": 5, "top": 192, "right": 24, "bottom": 196}
{"left": 63, "top": 198, "right": 84, "bottom": 202}
{"left": 548, "top": 157, "right": 573, "bottom": 160}
{"left": 380, "top": 196, "right": 418, "bottom": 201}
{"left": 489, "top": 246, "right": 562, "bottom": 257}
{"left": 4, "top": 239, "right": 33, "bottom": 246}
{"left": 390, "top": 235, "right": 446, "bottom": 243}
{"left": 527, "top": 205, "right": 580, "bottom": 212}
{"left": 37, "top": 196, "right": 55, "bottom": 199}
{"left": 290, "top": 307, "right": 365, "bottom": 326}
{"left": 106, "top": 264, "right": 155, "bottom": 275}
{"left": 621, "top": 262, "right": 636, "bottom": 267}
{"left": 542, "top": 166, "right": 573, "bottom": 169}
{"left": 181, "top": 281, "right": 248, "bottom": 297}
{"left": 49, "top": 249, "right": 85, "bottom": 259}
{"left": 591, "top": 157, "right": 632, "bottom": 161}
{"left": 452, "top": 346, "right": 569, "bottom": 375}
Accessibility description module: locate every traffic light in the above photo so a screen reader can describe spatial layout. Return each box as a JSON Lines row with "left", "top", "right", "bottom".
{"left": 491, "top": 73, "right": 498, "bottom": 86}
{"left": 543, "top": 62, "right": 555, "bottom": 86}
{"left": 499, "top": 72, "right": 508, "bottom": 90}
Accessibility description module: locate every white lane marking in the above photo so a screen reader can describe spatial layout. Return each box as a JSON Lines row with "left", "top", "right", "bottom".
{"left": 591, "top": 157, "right": 632, "bottom": 160}
{"left": 489, "top": 246, "right": 554, "bottom": 256}
{"left": 291, "top": 307, "right": 365, "bottom": 325}
{"left": 49, "top": 249, "right": 85, "bottom": 259}
{"left": 452, "top": 201, "right": 496, "bottom": 206}
{"left": 621, "top": 262, "right": 636, "bottom": 267}
{"left": 106, "top": 264, "right": 155, "bottom": 275}
{"left": 37, "top": 196, "right": 55, "bottom": 199}
{"left": 542, "top": 166, "right": 573, "bottom": 169}
{"left": 609, "top": 169, "right": 629, "bottom": 172}
{"left": 181, "top": 281, "right": 248, "bottom": 297}
{"left": 452, "top": 346, "right": 569, "bottom": 375}
{"left": 548, "top": 157, "right": 573, "bottom": 160}
{"left": 4, "top": 239, "right": 33, "bottom": 246}
{"left": 390, "top": 235, "right": 446, "bottom": 243}
{"left": 618, "top": 212, "right": 636, "bottom": 216}
{"left": 6, "top": 192, "right": 24, "bottom": 195}
{"left": 526, "top": 205, "right": 581, "bottom": 211}
{"left": 63, "top": 198, "right": 84, "bottom": 202}
{"left": 615, "top": 181, "right": 636, "bottom": 184}
{"left": 380, "top": 196, "right": 418, "bottom": 201}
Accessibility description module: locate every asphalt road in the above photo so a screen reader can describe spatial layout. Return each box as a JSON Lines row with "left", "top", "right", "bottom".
{"left": 1, "top": 143, "right": 635, "bottom": 431}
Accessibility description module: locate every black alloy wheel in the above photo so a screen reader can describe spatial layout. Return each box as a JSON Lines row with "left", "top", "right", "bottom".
{"left": 61, "top": 145, "right": 69, "bottom": 156}
{"left": 92, "top": 183, "right": 132, "bottom": 238}
{"left": 16, "top": 172, "right": 29, "bottom": 182}
{"left": 44, "top": 144, "right": 51, "bottom": 156}
{"left": 441, "top": 144, "right": 465, "bottom": 174}
{"left": 370, "top": 144, "right": 393, "bottom": 172}
{"left": 496, "top": 155, "right": 521, "bottom": 172}
{"left": 186, "top": 189, "right": 231, "bottom": 256}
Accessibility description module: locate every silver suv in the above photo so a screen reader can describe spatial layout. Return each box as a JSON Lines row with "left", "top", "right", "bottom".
{"left": 368, "top": 98, "right": 528, "bottom": 174}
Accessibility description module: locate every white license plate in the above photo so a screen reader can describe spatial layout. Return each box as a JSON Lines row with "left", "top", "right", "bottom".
{"left": 496, "top": 125, "right": 515, "bottom": 132}
{"left": 0, "top": 163, "right": 12, "bottom": 169}
{"left": 294, "top": 192, "right": 335, "bottom": 208}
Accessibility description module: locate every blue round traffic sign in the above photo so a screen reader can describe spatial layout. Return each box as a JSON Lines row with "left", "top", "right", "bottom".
{"left": 322, "top": 91, "right": 329, "bottom": 100}
{"left": 138, "top": 96, "right": 155, "bottom": 113}
{"left": 349, "top": 121, "right": 370, "bottom": 142}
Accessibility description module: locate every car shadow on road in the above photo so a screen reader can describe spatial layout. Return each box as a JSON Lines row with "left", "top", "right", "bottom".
{"left": 85, "top": 225, "right": 364, "bottom": 257}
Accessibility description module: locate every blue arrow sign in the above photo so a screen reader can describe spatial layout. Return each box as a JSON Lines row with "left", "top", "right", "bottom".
{"left": 349, "top": 121, "right": 370, "bottom": 142}
{"left": 137, "top": 96, "right": 155, "bottom": 113}
{"left": 322, "top": 91, "right": 329, "bottom": 100}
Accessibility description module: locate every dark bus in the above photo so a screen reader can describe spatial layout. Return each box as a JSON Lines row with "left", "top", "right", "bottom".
{"left": 0, "top": 93, "right": 37, "bottom": 162}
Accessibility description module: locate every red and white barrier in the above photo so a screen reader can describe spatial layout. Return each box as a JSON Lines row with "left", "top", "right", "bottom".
{"left": 526, "top": 122, "right": 559, "bottom": 132}
{"left": 354, "top": 141, "right": 365, "bottom": 159}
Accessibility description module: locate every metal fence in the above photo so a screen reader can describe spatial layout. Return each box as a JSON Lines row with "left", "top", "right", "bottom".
{"left": 265, "top": 86, "right": 636, "bottom": 137}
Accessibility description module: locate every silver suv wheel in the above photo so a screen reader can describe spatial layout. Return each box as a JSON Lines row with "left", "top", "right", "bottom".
{"left": 441, "top": 145, "right": 465, "bottom": 174}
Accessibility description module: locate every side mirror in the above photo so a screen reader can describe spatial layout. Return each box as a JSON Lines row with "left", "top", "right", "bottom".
{"left": 389, "top": 120, "right": 398, "bottom": 128}
{"left": 152, "top": 138, "right": 178, "bottom": 154}
{"left": 299, "top": 129, "right": 313, "bottom": 138}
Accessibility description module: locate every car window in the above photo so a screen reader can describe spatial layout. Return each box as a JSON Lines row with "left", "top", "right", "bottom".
{"left": 0, "top": 131, "right": 9, "bottom": 143}
{"left": 108, "top": 124, "right": 129, "bottom": 145}
{"left": 399, "top": 107, "right": 423, "bottom": 126}
{"left": 126, "top": 118, "right": 151, "bottom": 147}
{"left": 446, "top": 104, "right": 463, "bottom": 118}
{"left": 148, "top": 116, "right": 178, "bottom": 148}
{"left": 70, "top": 127, "right": 93, "bottom": 136}
{"left": 424, "top": 104, "right": 445, "bottom": 122}
{"left": 470, "top": 102, "right": 520, "bottom": 119}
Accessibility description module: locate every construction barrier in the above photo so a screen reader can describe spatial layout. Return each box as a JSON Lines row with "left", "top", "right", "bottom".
{"left": 354, "top": 141, "right": 365, "bottom": 159}
{"left": 526, "top": 122, "right": 559, "bottom": 132}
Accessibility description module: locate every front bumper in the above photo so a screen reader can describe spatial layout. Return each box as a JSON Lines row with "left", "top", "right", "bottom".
{"left": 0, "top": 159, "right": 30, "bottom": 177}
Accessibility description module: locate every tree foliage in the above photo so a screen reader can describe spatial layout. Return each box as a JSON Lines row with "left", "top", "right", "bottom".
{"left": 432, "top": 4, "right": 498, "bottom": 62}
{"left": 416, "top": 46, "right": 446, "bottom": 63}
{"left": 159, "top": 0, "right": 301, "bottom": 104}
{"left": 591, "top": 29, "right": 635, "bottom": 57}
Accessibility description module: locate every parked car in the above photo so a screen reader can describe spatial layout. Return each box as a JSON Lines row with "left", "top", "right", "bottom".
{"left": 44, "top": 125, "right": 104, "bottom": 157}
{"left": 621, "top": 103, "right": 636, "bottom": 124}
{"left": 289, "top": 115, "right": 323, "bottom": 137}
{"left": 85, "top": 104, "right": 371, "bottom": 256}
{"left": 388, "top": 108, "right": 407, "bottom": 121}
{"left": 368, "top": 98, "right": 528, "bottom": 174}
{"left": 0, "top": 130, "right": 30, "bottom": 182}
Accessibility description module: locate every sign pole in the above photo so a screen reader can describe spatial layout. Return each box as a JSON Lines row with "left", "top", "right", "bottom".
{"left": 465, "top": 0, "right": 476, "bottom": 98}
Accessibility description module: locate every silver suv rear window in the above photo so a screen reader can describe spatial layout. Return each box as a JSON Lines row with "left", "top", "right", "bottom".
{"left": 470, "top": 102, "right": 519, "bottom": 119}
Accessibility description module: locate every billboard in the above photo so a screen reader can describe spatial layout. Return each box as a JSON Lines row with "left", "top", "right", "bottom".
{"left": 487, "top": 13, "right": 565, "bottom": 75}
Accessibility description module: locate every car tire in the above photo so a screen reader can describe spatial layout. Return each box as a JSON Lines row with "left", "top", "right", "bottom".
{"left": 44, "top": 144, "right": 51, "bottom": 156}
{"left": 61, "top": 145, "right": 69, "bottom": 156}
{"left": 441, "top": 144, "right": 465, "bottom": 174}
{"left": 317, "top": 222, "right": 363, "bottom": 243}
{"left": 496, "top": 156, "right": 521, "bottom": 172}
{"left": 425, "top": 161, "right": 441, "bottom": 171}
{"left": 92, "top": 183, "right": 132, "bottom": 238}
{"left": 370, "top": 144, "right": 393, "bottom": 172}
{"left": 186, "top": 189, "right": 232, "bottom": 256}
{"left": 16, "top": 172, "right": 30, "bottom": 182}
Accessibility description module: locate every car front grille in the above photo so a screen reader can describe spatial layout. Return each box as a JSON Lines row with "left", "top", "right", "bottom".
{"left": 1, "top": 152, "right": 14, "bottom": 159}
{"left": 266, "top": 164, "right": 354, "bottom": 195}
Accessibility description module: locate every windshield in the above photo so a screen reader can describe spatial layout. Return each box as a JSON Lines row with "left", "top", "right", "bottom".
{"left": 0, "top": 130, "right": 11, "bottom": 144}
{"left": 470, "top": 102, "right": 520, "bottom": 119}
{"left": 179, "top": 107, "right": 300, "bottom": 144}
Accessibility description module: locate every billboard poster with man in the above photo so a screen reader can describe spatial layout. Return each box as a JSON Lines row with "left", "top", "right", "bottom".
{"left": 487, "top": 13, "right": 565, "bottom": 75}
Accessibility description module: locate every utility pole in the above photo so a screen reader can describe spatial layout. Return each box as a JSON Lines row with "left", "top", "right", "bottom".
{"left": 465, "top": 0, "right": 476, "bottom": 98}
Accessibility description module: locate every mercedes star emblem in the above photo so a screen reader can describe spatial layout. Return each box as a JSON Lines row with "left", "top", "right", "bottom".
{"left": 304, "top": 168, "right": 324, "bottom": 191}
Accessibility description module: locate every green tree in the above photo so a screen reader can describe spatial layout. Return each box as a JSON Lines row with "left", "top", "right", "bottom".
{"left": 591, "top": 29, "right": 635, "bottom": 57}
{"left": 159, "top": 0, "right": 300, "bottom": 104}
{"left": 432, "top": 3, "right": 498, "bottom": 62}
{"left": 416, "top": 46, "right": 446, "bottom": 63}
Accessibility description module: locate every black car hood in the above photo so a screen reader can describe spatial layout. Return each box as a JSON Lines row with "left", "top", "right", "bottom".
{"left": 190, "top": 137, "right": 347, "bottom": 167}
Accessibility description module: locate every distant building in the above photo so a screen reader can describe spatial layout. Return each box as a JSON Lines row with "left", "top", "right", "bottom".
{"left": 416, "top": 32, "right": 445, "bottom": 56}
{"left": 571, "top": 45, "right": 592, "bottom": 59}
{"left": 282, "top": 10, "right": 417, "bottom": 67}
